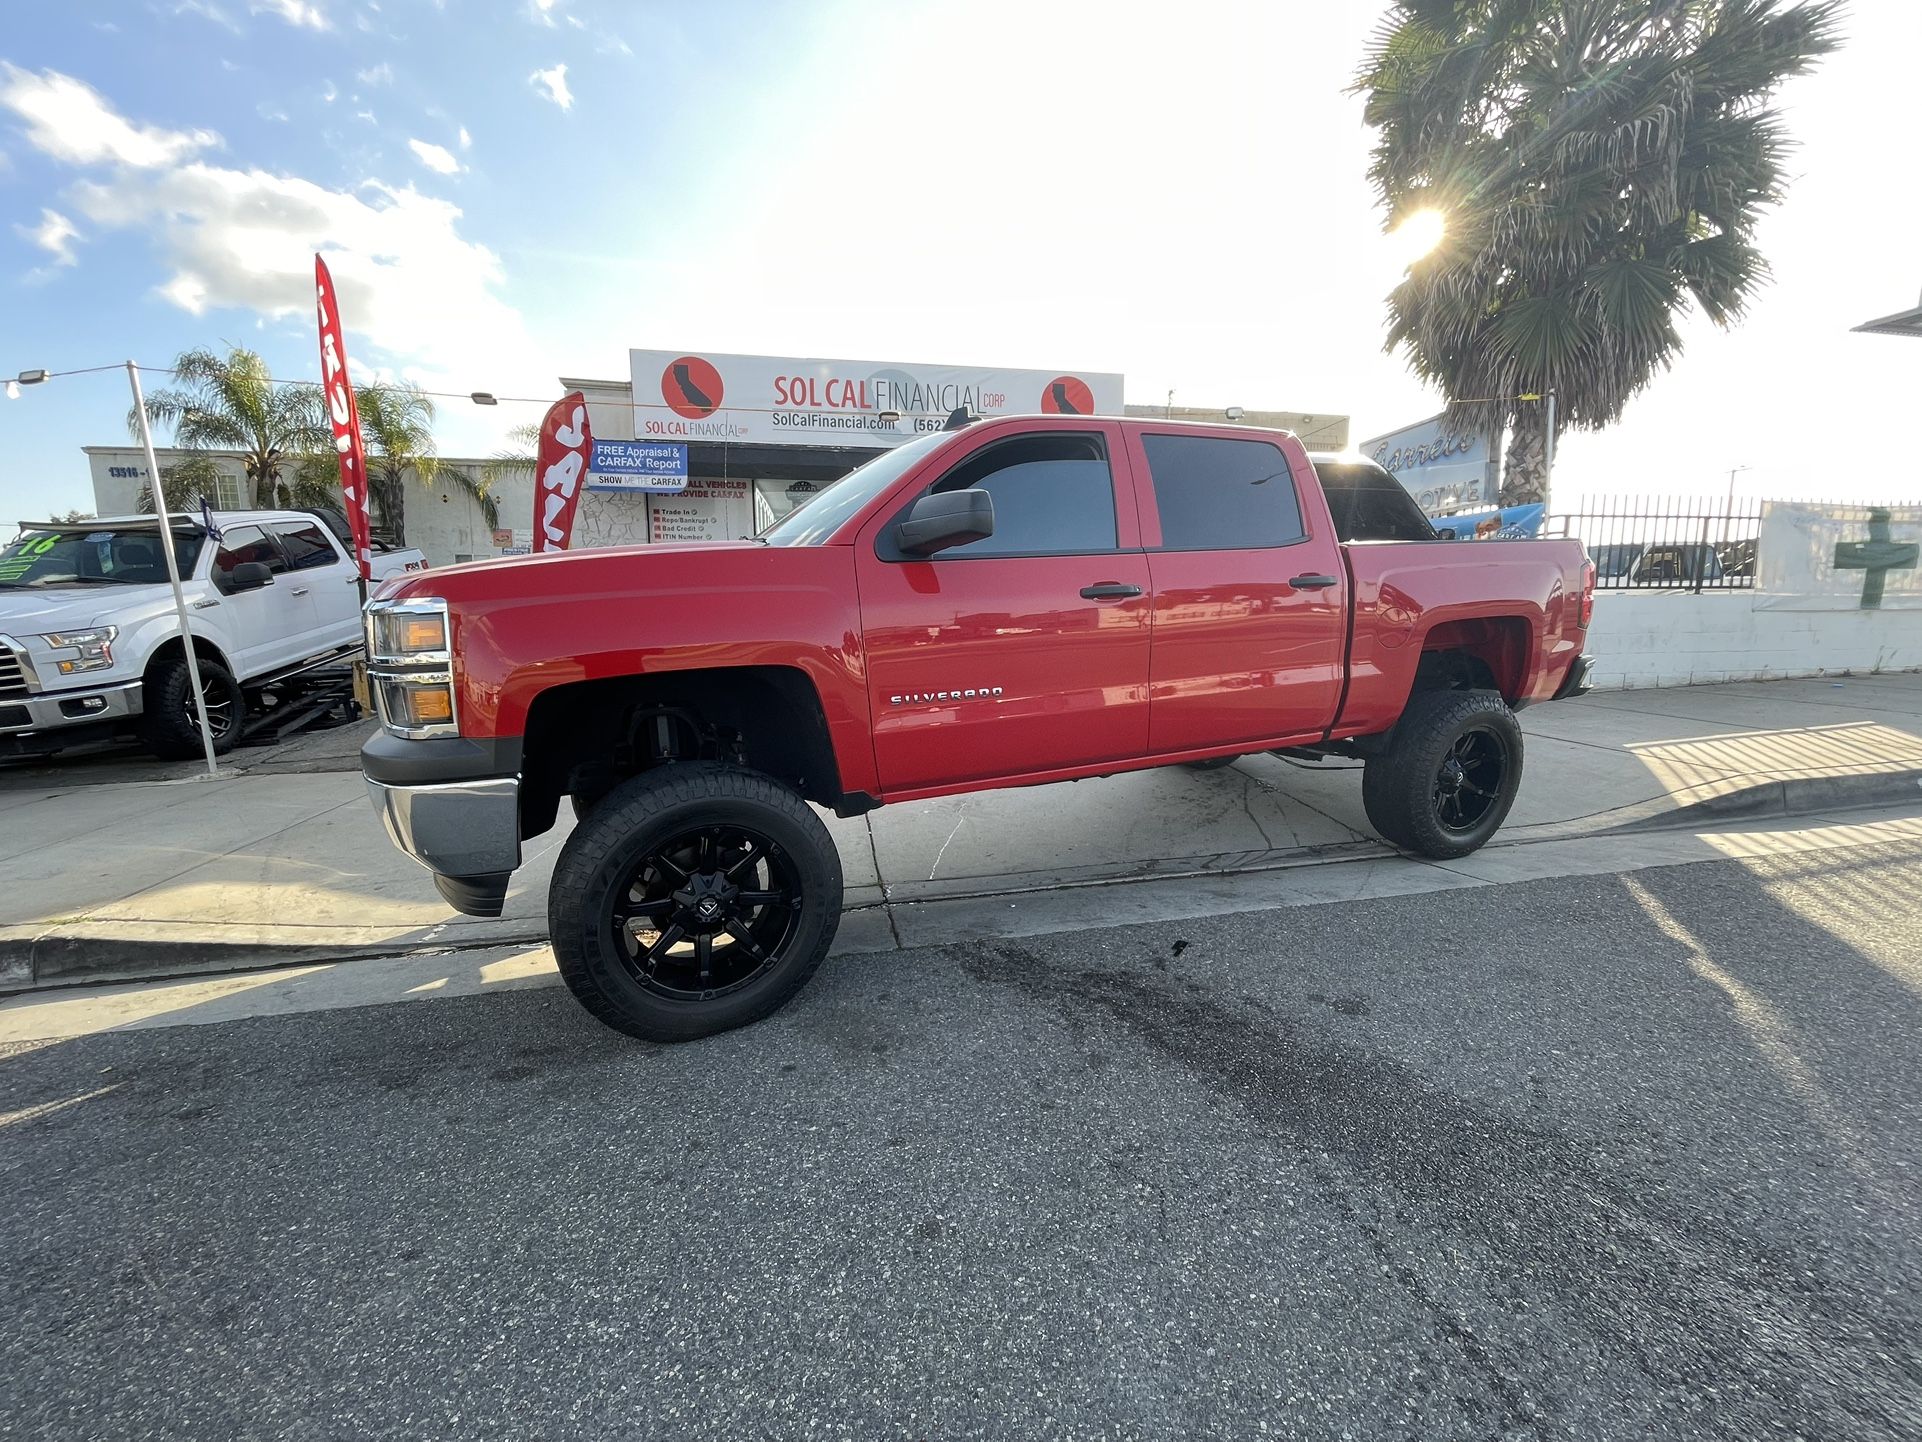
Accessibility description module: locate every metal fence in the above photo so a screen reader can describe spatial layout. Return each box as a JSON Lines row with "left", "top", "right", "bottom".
{"left": 1541, "top": 496, "right": 1768, "bottom": 592}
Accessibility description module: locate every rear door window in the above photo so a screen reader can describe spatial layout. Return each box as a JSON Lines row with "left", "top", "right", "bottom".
{"left": 1141, "top": 435, "right": 1304, "bottom": 550}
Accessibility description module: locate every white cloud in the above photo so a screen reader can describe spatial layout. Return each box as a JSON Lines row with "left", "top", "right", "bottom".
{"left": 92, "top": 19, "right": 122, "bottom": 33}
{"left": 251, "top": 0, "right": 330, "bottom": 29}
{"left": 457, "top": 125, "right": 471, "bottom": 149}
{"left": 408, "top": 138, "right": 462, "bottom": 175}
{"left": 354, "top": 109, "right": 377, "bottom": 124}
{"left": 257, "top": 102, "right": 289, "bottom": 123}
{"left": 526, "top": 0, "right": 557, "bottom": 25}
{"left": 19, "top": 208, "right": 81, "bottom": 266}
{"left": 356, "top": 61, "right": 393, "bottom": 86}
{"left": 67, "top": 161, "right": 528, "bottom": 378}
{"left": 0, "top": 65, "right": 220, "bottom": 169}
{"left": 564, "top": 14, "right": 584, "bottom": 29}
{"left": 597, "top": 32, "right": 632, "bottom": 57}
{"left": 529, "top": 63, "right": 571, "bottom": 111}
{"left": 174, "top": 0, "right": 241, "bottom": 33}
{"left": 321, "top": 79, "right": 338, "bottom": 102}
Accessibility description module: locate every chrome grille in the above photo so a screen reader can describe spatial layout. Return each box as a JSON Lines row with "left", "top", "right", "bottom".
{"left": 0, "top": 647, "right": 27, "bottom": 699}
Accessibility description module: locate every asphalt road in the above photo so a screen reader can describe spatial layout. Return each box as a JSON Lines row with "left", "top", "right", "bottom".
{"left": 4, "top": 841, "right": 1920, "bottom": 1441}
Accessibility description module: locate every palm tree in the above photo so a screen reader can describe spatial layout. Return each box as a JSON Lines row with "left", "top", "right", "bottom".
{"left": 1354, "top": 0, "right": 1841, "bottom": 505}
{"left": 130, "top": 347, "right": 329, "bottom": 507}
{"left": 356, "top": 383, "right": 497, "bottom": 542}
{"left": 479, "top": 421, "right": 541, "bottom": 491}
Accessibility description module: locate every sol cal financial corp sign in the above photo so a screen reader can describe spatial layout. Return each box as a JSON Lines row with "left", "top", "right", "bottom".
{"left": 629, "top": 349, "right": 1123, "bottom": 448}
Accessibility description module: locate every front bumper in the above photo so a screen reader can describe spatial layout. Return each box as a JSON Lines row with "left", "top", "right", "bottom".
{"left": 0, "top": 679, "right": 143, "bottom": 735}
{"left": 365, "top": 775, "right": 522, "bottom": 916}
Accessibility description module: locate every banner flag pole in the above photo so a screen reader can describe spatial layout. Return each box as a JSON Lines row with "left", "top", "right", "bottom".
{"left": 127, "top": 360, "right": 220, "bottom": 778}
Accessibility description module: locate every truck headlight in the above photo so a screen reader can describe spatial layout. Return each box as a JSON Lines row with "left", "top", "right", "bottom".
{"left": 38, "top": 626, "right": 117, "bottom": 674}
{"left": 374, "top": 671, "right": 459, "bottom": 735}
{"left": 368, "top": 606, "right": 448, "bottom": 662}
{"left": 364, "top": 598, "right": 458, "bottom": 737}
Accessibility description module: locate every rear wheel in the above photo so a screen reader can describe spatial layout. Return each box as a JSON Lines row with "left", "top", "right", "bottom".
{"left": 138, "top": 656, "right": 245, "bottom": 759}
{"left": 548, "top": 763, "right": 843, "bottom": 1042}
{"left": 1362, "top": 690, "right": 1522, "bottom": 859}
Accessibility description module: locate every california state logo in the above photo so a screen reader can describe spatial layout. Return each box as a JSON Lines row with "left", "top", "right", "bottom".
{"left": 662, "top": 356, "right": 724, "bottom": 419}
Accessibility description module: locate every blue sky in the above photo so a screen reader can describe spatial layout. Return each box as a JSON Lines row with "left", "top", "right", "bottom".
{"left": 3, "top": 0, "right": 1919, "bottom": 523}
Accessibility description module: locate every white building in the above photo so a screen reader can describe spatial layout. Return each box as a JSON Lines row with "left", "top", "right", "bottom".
{"left": 82, "top": 349, "right": 1348, "bottom": 569}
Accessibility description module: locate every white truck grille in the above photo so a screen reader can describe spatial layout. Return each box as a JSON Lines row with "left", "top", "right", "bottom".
{"left": 0, "top": 647, "right": 29, "bottom": 698}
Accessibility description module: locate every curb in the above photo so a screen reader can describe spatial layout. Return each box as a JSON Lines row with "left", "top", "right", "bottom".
{"left": 1606, "top": 767, "right": 1922, "bottom": 835}
{"left": 5, "top": 767, "right": 1918, "bottom": 1000}
{"left": 0, "top": 929, "right": 552, "bottom": 997}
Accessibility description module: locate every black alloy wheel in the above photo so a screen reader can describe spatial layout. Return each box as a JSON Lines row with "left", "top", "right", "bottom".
{"left": 605, "top": 822, "right": 803, "bottom": 1000}
{"left": 1432, "top": 727, "right": 1508, "bottom": 834}
{"left": 1361, "top": 688, "right": 1524, "bottom": 860}
{"left": 548, "top": 763, "right": 843, "bottom": 1042}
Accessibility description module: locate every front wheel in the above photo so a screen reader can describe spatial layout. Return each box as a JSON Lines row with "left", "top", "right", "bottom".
{"left": 1362, "top": 690, "right": 1523, "bottom": 859}
{"left": 138, "top": 655, "right": 245, "bottom": 759}
{"left": 548, "top": 763, "right": 843, "bottom": 1042}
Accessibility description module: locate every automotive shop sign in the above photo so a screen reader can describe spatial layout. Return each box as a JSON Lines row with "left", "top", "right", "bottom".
{"left": 1361, "top": 414, "right": 1499, "bottom": 514}
{"left": 586, "top": 440, "right": 689, "bottom": 493}
{"left": 629, "top": 349, "right": 1124, "bottom": 448}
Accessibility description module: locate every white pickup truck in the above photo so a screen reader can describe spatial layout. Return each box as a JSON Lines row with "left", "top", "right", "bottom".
{"left": 0, "top": 510, "right": 426, "bottom": 760}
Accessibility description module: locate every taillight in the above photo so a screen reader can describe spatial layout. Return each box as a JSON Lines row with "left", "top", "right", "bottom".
{"left": 1579, "top": 559, "right": 1596, "bottom": 628}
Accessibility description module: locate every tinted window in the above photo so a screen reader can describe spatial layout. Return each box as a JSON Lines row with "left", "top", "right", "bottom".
{"left": 916, "top": 433, "right": 1116, "bottom": 557}
{"left": 1142, "top": 435, "right": 1304, "bottom": 550}
{"left": 1314, "top": 460, "right": 1436, "bottom": 542}
{"left": 212, "top": 526, "right": 286, "bottom": 592}
{"left": 275, "top": 522, "right": 340, "bottom": 571}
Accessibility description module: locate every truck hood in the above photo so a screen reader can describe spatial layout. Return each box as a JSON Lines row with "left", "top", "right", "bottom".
{"left": 0, "top": 584, "right": 179, "bottom": 635}
{"left": 374, "top": 540, "right": 769, "bottom": 605}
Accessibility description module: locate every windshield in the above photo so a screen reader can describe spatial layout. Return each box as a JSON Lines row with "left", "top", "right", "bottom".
{"left": 0, "top": 528, "right": 206, "bottom": 588}
{"left": 759, "top": 430, "right": 956, "bottom": 546}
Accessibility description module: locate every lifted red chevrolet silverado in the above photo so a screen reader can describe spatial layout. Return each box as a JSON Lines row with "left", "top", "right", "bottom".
{"left": 362, "top": 416, "right": 1594, "bottom": 1040}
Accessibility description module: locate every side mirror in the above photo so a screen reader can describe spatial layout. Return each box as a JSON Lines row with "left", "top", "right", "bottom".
{"left": 897, "top": 489, "right": 994, "bottom": 556}
{"left": 228, "top": 560, "right": 275, "bottom": 592}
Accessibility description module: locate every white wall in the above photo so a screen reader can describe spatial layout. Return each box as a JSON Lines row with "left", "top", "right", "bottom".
{"left": 1588, "top": 590, "right": 1920, "bottom": 689}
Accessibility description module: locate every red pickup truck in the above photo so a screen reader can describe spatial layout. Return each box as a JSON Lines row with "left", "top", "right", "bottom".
{"left": 363, "top": 416, "right": 1593, "bottom": 1040}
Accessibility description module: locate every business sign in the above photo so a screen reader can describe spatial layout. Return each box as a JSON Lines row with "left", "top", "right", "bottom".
{"left": 1756, "top": 502, "right": 1922, "bottom": 611}
{"left": 629, "top": 349, "right": 1124, "bottom": 448}
{"left": 1361, "top": 413, "right": 1498, "bottom": 515}
{"left": 586, "top": 439, "right": 689, "bottom": 493}
{"left": 649, "top": 476, "right": 752, "bottom": 545}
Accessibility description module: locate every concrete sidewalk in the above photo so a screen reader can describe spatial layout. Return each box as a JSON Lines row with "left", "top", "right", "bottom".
{"left": 2, "top": 673, "right": 1917, "bottom": 991}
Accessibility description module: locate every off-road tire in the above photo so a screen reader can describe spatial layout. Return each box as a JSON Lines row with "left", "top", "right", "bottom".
{"left": 548, "top": 763, "right": 843, "bottom": 1042}
{"left": 1362, "top": 689, "right": 1523, "bottom": 859}
{"left": 138, "top": 656, "right": 245, "bottom": 759}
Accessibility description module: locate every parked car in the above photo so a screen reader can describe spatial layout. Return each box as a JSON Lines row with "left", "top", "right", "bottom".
{"left": 361, "top": 416, "right": 1595, "bottom": 1041}
{"left": 0, "top": 510, "right": 426, "bottom": 759}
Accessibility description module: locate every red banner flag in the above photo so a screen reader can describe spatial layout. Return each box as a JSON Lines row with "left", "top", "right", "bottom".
{"left": 533, "top": 391, "right": 593, "bottom": 552}
{"left": 314, "top": 255, "right": 372, "bottom": 580}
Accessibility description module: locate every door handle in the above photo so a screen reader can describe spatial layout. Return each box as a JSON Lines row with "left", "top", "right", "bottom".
{"left": 1080, "top": 583, "right": 1143, "bottom": 600}
{"left": 292, "top": 587, "right": 311, "bottom": 597}
{"left": 190, "top": 597, "right": 220, "bottom": 609}
{"left": 1289, "top": 574, "right": 1339, "bottom": 589}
